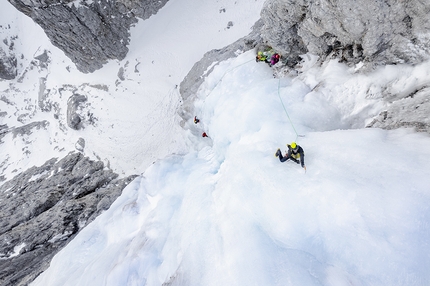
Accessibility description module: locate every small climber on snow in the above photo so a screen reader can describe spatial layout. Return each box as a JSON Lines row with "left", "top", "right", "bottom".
{"left": 275, "top": 142, "right": 306, "bottom": 170}
{"left": 194, "top": 116, "right": 200, "bottom": 124}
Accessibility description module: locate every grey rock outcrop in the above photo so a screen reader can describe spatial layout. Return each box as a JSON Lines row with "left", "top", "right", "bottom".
{"left": 11, "top": 120, "right": 49, "bottom": 138}
{"left": 75, "top": 137, "right": 85, "bottom": 152}
{"left": 260, "top": 0, "right": 430, "bottom": 67}
{"left": 0, "top": 123, "right": 8, "bottom": 140}
{"left": 0, "top": 37, "right": 17, "bottom": 80}
{"left": 256, "top": 0, "right": 430, "bottom": 134}
{"left": 0, "top": 52, "right": 17, "bottom": 80}
{"left": 7, "top": 0, "right": 169, "bottom": 73}
{"left": 67, "top": 93, "right": 87, "bottom": 130}
{"left": 0, "top": 152, "right": 137, "bottom": 286}
{"left": 367, "top": 87, "right": 430, "bottom": 132}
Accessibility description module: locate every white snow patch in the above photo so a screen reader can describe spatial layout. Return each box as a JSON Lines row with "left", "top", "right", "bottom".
{"left": 48, "top": 232, "right": 74, "bottom": 244}
{"left": 28, "top": 171, "right": 49, "bottom": 182}
{"left": 5, "top": 243, "right": 26, "bottom": 259}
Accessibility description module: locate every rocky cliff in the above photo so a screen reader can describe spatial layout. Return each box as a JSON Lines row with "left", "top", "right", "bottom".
{"left": 258, "top": 0, "right": 430, "bottom": 133}
{"left": 0, "top": 152, "right": 137, "bottom": 286}
{"left": 6, "top": 0, "right": 168, "bottom": 73}
{"left": 260, "top": 0, "right": 430, "bottom": 68}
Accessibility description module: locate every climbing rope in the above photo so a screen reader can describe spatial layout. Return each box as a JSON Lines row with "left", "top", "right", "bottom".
{"left": 195, "top": 58, "right": 254, "bottom": 137}
{"left": 209, "top": 59, "right": 254, "bottom": 92}
{"left": 277, "top": 78, "right": 304, "bottom": 142}
{"left": 206, "top": 58, "right": 303, "bottom": 143}
{"left": 201, "top": 57, "right": 304, "bottom": 144}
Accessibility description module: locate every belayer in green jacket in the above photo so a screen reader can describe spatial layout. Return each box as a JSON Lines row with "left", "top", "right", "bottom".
{"left": 255, "top": 51, "right": 267, "bottom": 62}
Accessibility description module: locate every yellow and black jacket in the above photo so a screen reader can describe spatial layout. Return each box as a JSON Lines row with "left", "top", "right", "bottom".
{"left": 287, "top": 144, "right": 305, "bottom": 167}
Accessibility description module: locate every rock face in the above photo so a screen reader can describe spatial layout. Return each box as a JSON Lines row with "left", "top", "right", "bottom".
{"left": 0, "top": 152, "right": 137, "bottom": 286}
{"left": 0, "top": 36, "right": 18, "bottom": 80}
{"left": 366, "top": 87, "right": 430, "bottom": 132}
{"left": 256, "top": 0, "right": 430, "bottom": 134}
{"left": 0, "top": 51, "right": 17, "bottom": 80}
{"left": 260, "top": 0, "right": 430, "bottom": 67}
{"left": 67, "top": 94, "right": 87, "bottom": 130}
{"left": 7, "top": 0, "right": 169, "bottom": 73}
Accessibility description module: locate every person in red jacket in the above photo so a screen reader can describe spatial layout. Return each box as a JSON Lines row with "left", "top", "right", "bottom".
{"left": 275, "top": 142, "right": 305, "bottom": 169}
{"left": 270, "top": 53, "right": 280, "bottom": 66}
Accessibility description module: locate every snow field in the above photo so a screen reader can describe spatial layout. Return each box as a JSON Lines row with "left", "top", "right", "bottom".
{"left": 0, "top": 0, "right": 266, "bottom": 180}
{"left": 33, "top": 51, "right": 430, "bottom": 286}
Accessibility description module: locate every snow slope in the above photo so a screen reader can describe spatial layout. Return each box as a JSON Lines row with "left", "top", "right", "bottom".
{"left": 32, "top": 50, "right": 430, "bottom": 285}
{"left": 0, "top": 0, "right": 264, "bottom": 180}
{"left": 2, "top": 0, "right": 430, "bottom": 285}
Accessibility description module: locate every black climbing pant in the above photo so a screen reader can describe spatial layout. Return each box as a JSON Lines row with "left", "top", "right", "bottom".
{"left": 276, "top": 149, "right": 299, "bottom": 164}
